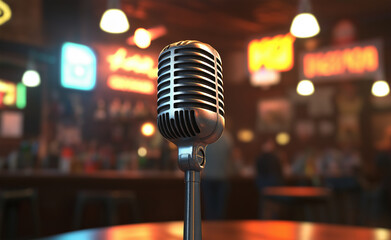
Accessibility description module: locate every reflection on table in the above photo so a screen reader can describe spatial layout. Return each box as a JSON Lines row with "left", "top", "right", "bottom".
{"left": 44, "top": 220, "right": 391, "bottom": 240}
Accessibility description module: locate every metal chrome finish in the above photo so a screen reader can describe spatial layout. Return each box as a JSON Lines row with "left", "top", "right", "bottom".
{"left": 157, "top": 40, "right": 225, "bottom": 240}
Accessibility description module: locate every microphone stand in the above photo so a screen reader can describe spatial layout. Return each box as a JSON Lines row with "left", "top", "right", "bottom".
{"left": 178, "top": 144, "right": 206, "bottom": 240}
{"left": 184, "top": 170, "right": 201, "bottom": 240}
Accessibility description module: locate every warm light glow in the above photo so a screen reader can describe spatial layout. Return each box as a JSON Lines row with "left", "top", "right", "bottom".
{"left": 138, "top": 147, "right": 147, "bottom": 157}
{"left": 0, "top": 80, "right": 16, "bottom": 106}
{"left": 290, "top": 13, "right": 320, "bottom": 38}
{"left": 297, "top": 80, "right": 315, "bottom": 96}
{"left": 106, "top": 48, "right": 157, "bottom": 78}
{"left": 0, "top": 0, "right": 12, "bottom": 26}
{"left": 61, "top": 42, "right": 97, "bottom": 90}
{"left": 250, "top": 69, "right": 280, "bottom": 87}
{"left": 276, "top": 132, "right": 290, "bottom": 145}
{"left": 141, "top": 122, "right": 155, "bottom": 137}
{"left": 127, "top": 25, "right": 167, "bottom": 46}
{"left": 303, "top": 46, "right": 379, "bottom": 79}
{"left": 100, "top": 9, "right": 129, "bottom": 34}
{"left": 22, "top": 70, "right": 41, "bottom": 87}
{"left": 134, "top": 28, "right": 151, "bottom": 49}
{"left": 107, "top": 74, "right": 155, "bottom": 94}
{"left": 374, "top": 228, "right": 390, "bottom": 240}
{"left": 237, "top": 129, "right": 254, "bottom": 143}
{"left": 372, "top": 80, "right": 390, "bottom": 97}
{"left": 248, "top": 33, "right": 295, "bottom": 73}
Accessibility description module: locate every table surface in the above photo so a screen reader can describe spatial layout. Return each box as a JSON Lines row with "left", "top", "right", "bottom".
{"left": 262, "top": 186, "right": 331, "bottom": 198}
{"left": 43, "top": 220, "right": 391, "bottom": 240}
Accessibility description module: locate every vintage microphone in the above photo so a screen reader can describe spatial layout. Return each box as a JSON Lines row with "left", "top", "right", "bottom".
{"left": 157, "top": 40, "right": 225, "bottom": 240}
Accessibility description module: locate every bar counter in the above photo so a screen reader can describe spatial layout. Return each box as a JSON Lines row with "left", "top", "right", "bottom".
{"left": 0, "top": 170, "right": 258, "bottom": 237}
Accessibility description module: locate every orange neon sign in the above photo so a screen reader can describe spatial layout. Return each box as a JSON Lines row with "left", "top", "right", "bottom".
{"left": 106, "top": 48, "right": 157, "bottom": 79}
{"left": 303, "top": 46, "right": 379, "bottom": 78}
{"left": 248, "top": 33, "right": 295, "bottom": 73}
{"left": 0, "top": 80, "right": 16, "bottom": 106}
{"left": 107, "top": 74, "right": 155, "bottom": 94}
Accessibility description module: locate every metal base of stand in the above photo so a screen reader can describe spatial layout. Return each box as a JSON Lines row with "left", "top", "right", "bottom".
{"left": 184, "top": 170, "right": 202, "bottom": 240}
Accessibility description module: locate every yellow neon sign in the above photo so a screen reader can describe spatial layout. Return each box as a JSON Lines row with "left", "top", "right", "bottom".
{"left": 106, "top": 48, "right": 157, "bottom": 79}
{"left": 0, "top": 0, "right": 12, "bottom": 26}
{"left": 248, "top": 33, "right": 295, "bottom": 73}
{"left": 107, "top": 74, "right": 155, "bottom": 94}
{"left": 0, "top": 80, "right": 16, "bottom": 106}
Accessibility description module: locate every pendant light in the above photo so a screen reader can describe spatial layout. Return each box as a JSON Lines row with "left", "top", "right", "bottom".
{"left": 290, "top": 0, "right": 320, "bottom": 38}
{"left": 100, "top": 0, "right": 129, "bottom": 34}
{"left": 297, "top": 79, "right": 315, "bottom": 96}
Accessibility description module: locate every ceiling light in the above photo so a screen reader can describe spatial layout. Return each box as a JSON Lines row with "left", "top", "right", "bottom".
{"left": 297, "top": 79, "right": 315, "bottom": 96}
{"left": 100, "top": 0, "right": 129, "bottom": 34}
{"left": 290, "top": 0, "right": 320, "bottom": 38}
{"left": 22, "top": 70, "right": 40, "bottom": 87}
{"left": 372, "top": 80, "right": 390, "bottom": 97}
{"left": 134, "top": 28, "right": 151, "bottom": 49}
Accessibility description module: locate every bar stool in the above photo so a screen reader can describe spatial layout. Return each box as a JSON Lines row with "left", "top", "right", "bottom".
{"left": 0, "top": 188, "right": 40, "bottom": 239}
{"left": 73, "top": 190, "right": 139, "bottom": 229}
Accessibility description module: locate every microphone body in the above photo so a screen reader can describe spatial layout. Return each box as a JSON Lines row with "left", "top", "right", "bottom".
{"left": 157, "top": 40, "right": 224, "bottom": 240}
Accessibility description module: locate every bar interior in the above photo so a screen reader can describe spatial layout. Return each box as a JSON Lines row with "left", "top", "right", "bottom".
{"left": 0, "top": 0, "right": 391, "bottom": 239}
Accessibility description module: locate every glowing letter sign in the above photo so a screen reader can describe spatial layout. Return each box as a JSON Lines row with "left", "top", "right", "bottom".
{"left": 0, "top": 80, "right": 26, "bottom": 109}
{"left": 104, "top": 47, "right": 157, "bottom": 94}
{"left": 0, "top": 0, "right": 12, "bottom": 26}
{"left": 248, "top": 33, "right": 296, "bottom": 73}
{"left": 107, "top": 74, "right": 154, "bottom": 94}
{"left": 107, "top": 48, "right": 157, "bottom": 79}
{"left": 61, "top": 42, "right": 97, "bottom": 90}
{"left": 300, "top": 39, "right": 383, "bottom": 82}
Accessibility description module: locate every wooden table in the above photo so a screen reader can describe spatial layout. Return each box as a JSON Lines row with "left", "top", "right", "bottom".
{"left": 260, "top": 187, "right": 332, "bottom": 220}
{"left": 262, "top": 186, "right": 331, "bottom": 199}
{"left": 42, "top": 220, "right": 391, "bottom": 240}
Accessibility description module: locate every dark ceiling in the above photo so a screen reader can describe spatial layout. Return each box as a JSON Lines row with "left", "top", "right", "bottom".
{"left": 3, "top": 0, "right": 391, "bottom": 52}
{"left": 113, "top": 0, "right": 391, "bottom": 50}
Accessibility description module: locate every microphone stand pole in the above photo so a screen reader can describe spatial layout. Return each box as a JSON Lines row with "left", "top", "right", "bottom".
{"left": 184, "top": 170, "right": 201, "bottom": 240}
{"left": 178, "top": 144, "right": 205, "bottom": 240}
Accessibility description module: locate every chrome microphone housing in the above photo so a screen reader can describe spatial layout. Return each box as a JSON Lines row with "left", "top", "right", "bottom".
{"left": 157, "top": 40, "right": 225, "bottom": 171}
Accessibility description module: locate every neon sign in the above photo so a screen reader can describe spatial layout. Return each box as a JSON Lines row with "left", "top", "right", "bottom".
{"left": 101, "top": 47, "right": 157, "bottom": 94}
{"left": 106, "top": 48, "right": 157, "bottom": 78}
{"left": 0, "top": 0, "right": 12, "bottom": 26}
{"left": 248, "top": 33, "right": 295, "bottom": 73}
{"left": 107, "top": 74, "right": 154, "bottom": 94}
{"left": 300, "top": 39, "right": 383, "bottom": 81}
{"left": 61, "top": 42, "right": 97, "bottom": 91}
{"left": 0, "top": 80, "right": 26, "bottom": 109}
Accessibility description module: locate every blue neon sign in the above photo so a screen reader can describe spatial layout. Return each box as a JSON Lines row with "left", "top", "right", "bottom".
{"left": 61, "top": 42, "right": 97, "bottom": 90}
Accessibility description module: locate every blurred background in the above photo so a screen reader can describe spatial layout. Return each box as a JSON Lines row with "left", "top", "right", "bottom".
{"left": 1, "top": 0, "right": 391, "bottom": 238}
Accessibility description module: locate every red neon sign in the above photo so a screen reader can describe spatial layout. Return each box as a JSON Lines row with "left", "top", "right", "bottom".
{"left": 304, "top": 46, "right": 378, "bottom": 78}
{"left": 300, "top": 40, "right": 383, "bottom": 81}
{"left": 248, "top": 33, "right": 295, "bottom": 73}
{"left": 107, "top": 74, "right": 154, "bottom": 95}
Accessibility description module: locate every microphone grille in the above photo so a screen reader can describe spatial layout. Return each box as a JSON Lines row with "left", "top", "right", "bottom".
{"left": 157, "top": 41, "right": 224, "bottom": 117}
{"left": 157, "top": 110, "right": 200, "bottom": 139}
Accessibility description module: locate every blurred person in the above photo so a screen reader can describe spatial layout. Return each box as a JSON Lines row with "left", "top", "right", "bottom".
{"left": 255, "top": 139, "right": 284, "bottom": 219}
{"left": 202, "top": 130, "right": 234, "bottom": 220}
{"left": 255, "top": 139, "right": 284, "bottom": 189}
{"left": 290, "top": 143, "right": 319, "bottom": 184}
{"left": 316, "top": 143, "right": 342, "bottom": 177}
{"left": 372, "top": 125, "right": 391, "bottom": 224}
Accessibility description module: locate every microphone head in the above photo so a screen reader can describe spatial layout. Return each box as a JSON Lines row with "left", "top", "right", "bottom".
{"left": 157, "top": 40, "right": 225, "bottom": 148}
